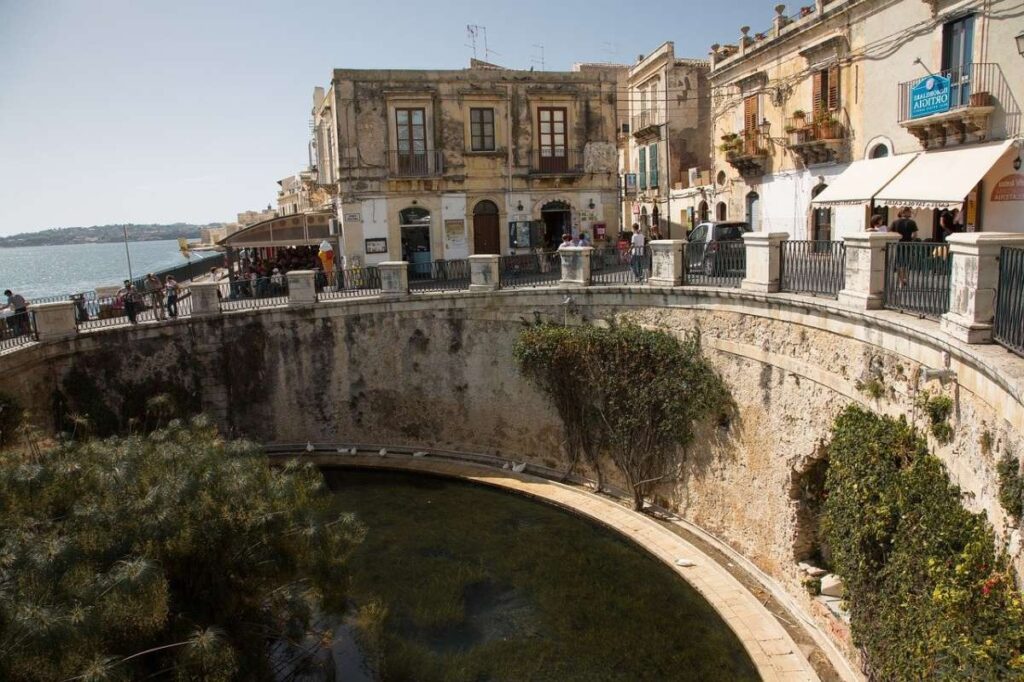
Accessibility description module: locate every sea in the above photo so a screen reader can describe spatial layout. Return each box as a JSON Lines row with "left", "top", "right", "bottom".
{"left": 0, "top": 240, "right": 200, "bottom": 300}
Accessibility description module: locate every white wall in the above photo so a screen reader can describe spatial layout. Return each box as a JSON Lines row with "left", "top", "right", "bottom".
{"left": 361, "top": 198, "right": 390, "bottom": 265}
{"left": 441, "top": 194, "right": 469, "bottom": 259}
{"left": 982, "top": 147, "right": 1024, "bottom": 233}
{"left": 759, "top": 165, "right": 849, "bottom": 239}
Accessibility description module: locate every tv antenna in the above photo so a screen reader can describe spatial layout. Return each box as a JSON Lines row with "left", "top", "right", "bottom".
{"left": 466, "top": 25, "right": 499, "bottom": 61}
{"left": 531, "top": 44, "right": 545, "bottom": 71}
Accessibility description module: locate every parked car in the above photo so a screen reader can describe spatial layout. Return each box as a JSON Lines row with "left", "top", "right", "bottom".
{"left": 686, "top": 221, "right": 752, "bottom": 275}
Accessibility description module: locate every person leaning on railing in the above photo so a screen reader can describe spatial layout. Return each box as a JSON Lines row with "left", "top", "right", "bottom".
{"left": 2, "top": 289, "right": 29, "bottom": 336}
{"left": 145, "top": 273, "right": 166, "bottom": 321}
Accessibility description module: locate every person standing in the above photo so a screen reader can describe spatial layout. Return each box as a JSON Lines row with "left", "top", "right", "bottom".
{"left": 630, "top": 224, "right": 647, "bottom": 282}
{"left": 164, "top": 276, "right": 179, "bottom": 318}
{"left": 145, "top": 273, "right": 165, "bottom": 321}
{"left": 868, "top": 215, "right": 887, "bottom": 232}
{"left": 118, "top": 281, "right": 140, "bottom": 324}
{"left": 890, "top": 208, "right": 919, "bottom": 286}
{"left": 3, "top": 289, "right": 29, "bottom": 336}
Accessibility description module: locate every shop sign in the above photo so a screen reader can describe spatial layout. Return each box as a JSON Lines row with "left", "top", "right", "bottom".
{"left": 910, "top": 75, "right": 951, "bottom": 119}
{"left": 991, "top": 173, "right": 1024, "bottom": 202}
{"left": 343, "top": 212, "right": 362, "bottom": 222}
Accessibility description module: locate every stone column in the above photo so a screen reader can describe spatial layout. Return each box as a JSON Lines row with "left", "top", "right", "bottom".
{"left": 941, "top": 233, "right": 1024, "bottom": 343}
{"left": 28, "top": 301, "right": 77, "bottom": 342}
{"left": 287, "top": 270, "right": 317, "bottom": 306}
{"left": 837, "top": 232, "right": 900, "bottom": 310}
{"left": 189, "top": 281, "right": 222, "bottom": 317}
{"left": 741, "top": 231, "right": 788, "bottom": 293}
{"left": 648, "top": 240, "right": 685, "bottom": 287}
{"left": 559, "top": 247, "right": 592, "bottom": 287}
{"left": 469, "top": 255, "right": 501, "bottom": 292}
{"left": 378, "top": 262, "right": 410, "bottom": 297}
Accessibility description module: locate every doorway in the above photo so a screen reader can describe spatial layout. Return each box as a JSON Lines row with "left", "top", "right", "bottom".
{"left": 400, "top": 207, "right": 432, "bottom": 276}
{"left": 541, "top": 201, "right": 571, "bottom": 249}
{"left": 472, "top": 200, "right": 500, "bottom": 254}
{"left": 746, "top": 192, "right": 760, "bottom": 231}
{"left": 811, "top": 184, "right": 832, "bottom": 241}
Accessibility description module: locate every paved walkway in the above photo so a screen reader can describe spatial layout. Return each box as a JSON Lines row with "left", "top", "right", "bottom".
{"left": 326, "top": 454, "right": 821, "bottom": 682}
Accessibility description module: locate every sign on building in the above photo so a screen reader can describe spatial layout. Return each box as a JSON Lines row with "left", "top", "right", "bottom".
{"left": 910, "top": 75, "right": 952, "bottom": 119}
{"left": 991, "top": 174, "right": 1024, "bottom": 202}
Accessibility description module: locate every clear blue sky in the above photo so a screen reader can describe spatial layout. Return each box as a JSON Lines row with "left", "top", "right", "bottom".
{"left": 0, "top": 0, "right": 767, "bottom": 236}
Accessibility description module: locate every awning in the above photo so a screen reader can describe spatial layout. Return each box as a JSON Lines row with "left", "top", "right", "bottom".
{"left": 219, "top": 212, "right": 334, "bottom": 248}
{"left": 810, "top": 154, "right": 918, "bottom": 206}
{"left": 874, "top": 140, "right": 1015, "bottom": 209}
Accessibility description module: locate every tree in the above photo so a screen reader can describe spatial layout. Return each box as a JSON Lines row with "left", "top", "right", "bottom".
{"left": 0, "top": 417, "right": 364, "bottom": 681}
{"left": 515, "top": 323, "right": 730, "bottom": 511}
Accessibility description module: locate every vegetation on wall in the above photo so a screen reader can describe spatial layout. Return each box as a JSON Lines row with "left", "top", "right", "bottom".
{"left": 515, "top": 323, "right": 730, "bottom": 511}
{"left": 916, "top": 390, "right": 955, "bottom": 444}
{"left": 0, "top": 415, "right": 364, "bottom": 681}
{"left": 821, "top": 406, "right": 1024, "bottom": 681}
{"left": 998, "top": 452, "right": 1024, "bottom": 524}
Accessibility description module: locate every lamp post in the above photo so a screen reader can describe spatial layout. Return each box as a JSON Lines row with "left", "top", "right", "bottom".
{"left": 122, "top": 225, "right": 134, "bottom": 283}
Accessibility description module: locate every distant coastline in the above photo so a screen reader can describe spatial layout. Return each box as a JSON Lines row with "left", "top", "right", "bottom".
{"left": 0, "top": 223, "right": 223, "bottom": 248}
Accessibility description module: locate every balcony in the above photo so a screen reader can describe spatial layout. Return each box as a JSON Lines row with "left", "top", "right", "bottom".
{"left": 897, "top": 63, "right": 1013, "bottom": 149}
{"left": 720, "top": 131, "right": 769, "bottom": 177}
{"left": 632, "top": 110, "right": 661, "bottom": 138}
{"left": 527, "top": 149, "right": 584, "bottom": 175}
{"left": 784, "top": 109, "right": 849, "bottom": 165}
{"left": 388, "top": 150, "right": 444, "bottom": 178}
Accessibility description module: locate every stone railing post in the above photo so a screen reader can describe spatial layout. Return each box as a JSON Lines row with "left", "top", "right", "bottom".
{"left": 188, "top": 281, "right": 222, "bottom": 317}
{"left": 378, "top": 261, "right": 410, "bottom": 297}
{"left": 559, "top": 247, "right": 592, "bottom": 287}
{"left": 286, "top": 270, "right": 317, "bottom": 306}
{"left": 469, "top": 255, "right": 501, "bottom": 292}
{"left": 837, "top": 232, "right": 900, "bottom": 310}
{"left": 941, "top": 233, "right": 1024, "bottom": 343}
{"left": 648, "top": 240, "right": 686, "bottom": 287}
{"left": 28, "top": 301, "right": 77, "bottom": 342}
{"left": 741, "top": 231, "right": 788, "bottom": 293}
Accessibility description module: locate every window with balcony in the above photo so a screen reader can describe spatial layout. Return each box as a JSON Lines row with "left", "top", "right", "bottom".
{"left": 395, "top": 107, "right": 427, "bottom": 175}
{"left": 639, "top": 147, "right": 647, "bottom": 189}
{"left": 470, "top": 107, "right": 495, "bottom": 151}
{"left": 537, "top": 107, "right": 568, "bottom": 173}
{"left": 942, "top": 14, "right": 975, "bottom": 107}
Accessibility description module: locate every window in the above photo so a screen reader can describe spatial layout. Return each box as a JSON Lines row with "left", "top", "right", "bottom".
{"left": 650, "top": 83, "right": 658, "bottom": 120}
{"left": 812, "top": 65, "right": 841, "bottom": 120}
{"left": 648, "top": 143, "right": 659, "bottom": 189}
{"left": 870, "top": 143, "right": 889, "bottom": 158}
{"left": 395, "top": 108, "right": 427, "bottom": 174}
{"left": 942, "top": 14, "right": 975, "bottom": 106}
{"left": 639, "top": 147, "right": 647, "bottom": 189}
{"left": 744, "top": 95, "right": 759, "bottom": 151}
{"left": 470, "top": 108, "right": 495, "bottom": 151}
{"left": 537, "top": 107, "right": 568, "bottom": 172}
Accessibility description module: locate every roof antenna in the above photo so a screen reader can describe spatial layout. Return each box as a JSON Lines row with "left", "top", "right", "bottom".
{"left": 531, "top": 44, "right": 545, "bottom": 71}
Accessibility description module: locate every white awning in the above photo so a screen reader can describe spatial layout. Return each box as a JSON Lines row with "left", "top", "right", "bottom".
{"left": 874, "top": 140, "right": 1015, "bottom": 210}
{"left": 810, "top": 154, "right": 918, "bottom": 206}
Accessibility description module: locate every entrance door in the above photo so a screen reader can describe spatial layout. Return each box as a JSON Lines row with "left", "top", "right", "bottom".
{"left": 811, "top": 184, "right": 832, "bottom": 240}
{"left": 400, "top": 207, "right": 432, "bottom": 277}
{"left": 538, "top": 107, "right": 568, "bottom": 173}
{"left": 746, "top": 192, "right": 760, "bottom": 232}
{"left": 942, "top": 15, "right": 975, "bottom": 107}
{"left": 541, "top": 201, "right": 571, "bottom": 249}
{"left": 473, "top": 200, "right": 500, "bottom": 254}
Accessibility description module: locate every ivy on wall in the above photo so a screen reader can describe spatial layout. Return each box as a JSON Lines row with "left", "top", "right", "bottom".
{"left": 821, "top": 406, "right": 1024, "bottom": 680}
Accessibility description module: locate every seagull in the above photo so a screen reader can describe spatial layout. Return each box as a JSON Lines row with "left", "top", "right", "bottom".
{"left": 378, "top": 448, "right": 387, "bottom": 457}
{"left": 350, "top": 447, "right": 358, "bottom": 455}
{"left": 305, "top": 442, "right": 315, "bottom": 453}
{"left": 512, "top": 462, "right": 527, "bottom": 473}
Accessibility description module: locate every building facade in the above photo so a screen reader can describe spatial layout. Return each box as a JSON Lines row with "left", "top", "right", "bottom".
{"left": 311, "top": 61, "right": 620, "bottom": 267}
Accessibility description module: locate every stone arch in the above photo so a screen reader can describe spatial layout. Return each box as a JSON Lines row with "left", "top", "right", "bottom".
{"left": 530, "top": 196, "right": 577, "bottom": 220}
{"left": 863, "top": 135, "right": 894, "bottom": 160}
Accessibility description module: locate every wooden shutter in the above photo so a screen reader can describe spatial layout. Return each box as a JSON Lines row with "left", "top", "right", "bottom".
{"left": 743, "top": 95, "right": 759, "bottom": 134}
{"left": 812, "top": 71, "right": 825, "bottom": 119}
{"left": 827, "top": 65, "right": 841, "bottom": 111}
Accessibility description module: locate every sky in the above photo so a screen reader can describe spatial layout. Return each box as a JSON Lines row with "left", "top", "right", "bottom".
{"left": 0, "top": 0, "right": 768, "bottom": 236}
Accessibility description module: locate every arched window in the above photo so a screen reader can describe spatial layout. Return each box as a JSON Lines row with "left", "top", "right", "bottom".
{"left": 473, "top": 200, "right": 499, "bottom": 215}
{"left": 716, "top": 202, "right": 727, "bottom": 221}
{"left": 698, "top": 201, "right": 709, "bottom": 223}
{"left": 810, "top": 184, "right": 832, "bottom": 241}
{"left": 746, "top": 192, "right": 760, "bottom": 232}
{"left": 870, "top": 144, "right": 890, "bottom": 159}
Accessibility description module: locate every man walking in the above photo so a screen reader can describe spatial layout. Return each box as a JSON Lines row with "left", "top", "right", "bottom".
{"left": 145, "top": 273, "right": 165, "bottom": 321}
{"left": 3, "top": 289, "right": 29, "bottom": 336}
{"left": 630, "top": 224, "right": 647, "bottom": 282}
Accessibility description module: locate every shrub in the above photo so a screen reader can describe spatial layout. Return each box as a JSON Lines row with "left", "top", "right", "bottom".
{"left": 997, "top": 453, "right": 1023, "bottom": 524}
{"left": 821, "top": 406, "right": 1024, "bottom": 680}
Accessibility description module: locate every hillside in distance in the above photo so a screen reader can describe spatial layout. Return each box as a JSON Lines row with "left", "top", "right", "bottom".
{"left": 0, "top": 223, "right": 224, "bottom": 247}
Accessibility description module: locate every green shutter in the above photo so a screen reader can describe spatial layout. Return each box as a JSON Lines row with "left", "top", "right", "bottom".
{"left": 649, "top": 144, "right": 659, "bottom": 188}
{"left": 639, "top": 148, "right": 647, "bottom": 189}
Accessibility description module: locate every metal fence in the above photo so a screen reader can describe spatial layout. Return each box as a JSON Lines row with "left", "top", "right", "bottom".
{"left": 318, "top": 267, "right": 382, "bottom": 301}
{"left": 684, "top": 241, "right": 746, "bottom": 288}
{"left": 780, "top": 240, "right": 845, "bottom": 297}
{"left": 76, "top": 287, "right": 194, "bottom": 330}
{"left": 219, "top": 277, "right": 289, "bottom": 311}
{"left": 408, "top": 259, "right": 471, "bottom": 293}
{"left": 995, "top": 246, "right": 1024, "bottom": 357}
{"left": 499, "top": 251, "right": 561, "bottom": 289}
{"left": 592, "top": 246, "right": 650, "bottom": 284}
{"left": 131, "top": 252, "right": 223, "bottom": 291}
{"left": 0, "top": 311, "right": 36, "bottom": 352}
{"left": 884, "top": 242, "right": 951, "bottom": 319}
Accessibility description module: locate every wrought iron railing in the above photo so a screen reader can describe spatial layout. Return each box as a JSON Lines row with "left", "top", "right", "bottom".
{"left": 780, "top": 240, "right": 845, "bottom": 298}
{"left": 995, "top": 246, "right": 1024, "bottom": 358}
{"left": 884, "top": 242, "right": 951, "bottom": 319}
{"left": 897, "top": 62, "right": 1019, "bottom": 136}
{"left": 408, "top": 259, "right": 471, "bottom": 293}
{"left": 499, "top": 252, "right": 561, "bottom": 289}
{"left": 526, "top": 149, "right": 584, "bottom": 175}
{"left": 387, "top": 150, "right": 444, "bottom": 177}
{"left": 684, "top": 241, "right": 746, "bottom": 288}
{"left": 76, "top": 287, "right": 194, "bottom": 330}
{"left": 592, "top": 246, "right": 650, "bottom": 284}
{"left": 219, "top": 277, "right": 289, "bottom": 311}
{"left": 631, "top": 110, "right": 661, "bottom": 134}
{"left": 318, "top": 267, "right": 382, "bottom": 301}
{"left": 0, "top": 311, "right": 36, "bottom": 352}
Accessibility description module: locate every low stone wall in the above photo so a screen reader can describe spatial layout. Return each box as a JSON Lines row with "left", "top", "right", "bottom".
{"left": 3, "top": 285, "right": 1023, "bottom": 670}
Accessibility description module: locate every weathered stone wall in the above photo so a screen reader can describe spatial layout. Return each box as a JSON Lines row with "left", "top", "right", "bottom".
{"left": 3, "top": 288, "right": 1023, "bottom": 664}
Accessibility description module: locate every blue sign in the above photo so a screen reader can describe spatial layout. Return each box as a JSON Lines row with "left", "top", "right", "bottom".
{"left": 910, "top": 75, "right": 952, "bottom": 119}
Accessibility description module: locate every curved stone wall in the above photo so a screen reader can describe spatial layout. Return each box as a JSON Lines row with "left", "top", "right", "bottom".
{"left": 4, "top": 285, "right": 1023, "bottom": 670}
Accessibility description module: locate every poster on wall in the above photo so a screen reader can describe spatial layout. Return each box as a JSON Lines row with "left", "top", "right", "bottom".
{"left": 365, "top": 238, "right": 387, "bottom": 254}
{"left": 445, "top": 219, "right": 465, "bottom": 239}
{"left": 991, "top": 174, "right": 1024, "bottom": 202}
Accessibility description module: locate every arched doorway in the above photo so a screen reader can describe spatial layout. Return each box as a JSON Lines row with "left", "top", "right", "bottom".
{"left": 698, "top": 201, "right": 709, "bottom": 223}
{"left": 810, "top": 184, "right": 833, "bottom": 241}
{"left": 716, "top": 202, "right": 727, "bottom": 221}
{"left": 400, "top": 207, "right": 432, "bottom": 276}
{"left": 541, "top": 201, "right": 571, "bottom": 249}
{"left": 745, "top": 192, "right": 760, "bottom": 231}
{"left": 472, "top": 200, "right": 500, "bottom": 254}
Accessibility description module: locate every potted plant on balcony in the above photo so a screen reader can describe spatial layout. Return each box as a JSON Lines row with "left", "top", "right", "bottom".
{"left": 816, "top": 113, "right": 841, "bottom": 140}
{"left": 969, "top": 91, "right": 991, "bottom": 108}
{"left": 719, "top": 133, "right": 743, "bottom": 158}
{"left": 792, "top": 110, "right": 807, "bottom": 127}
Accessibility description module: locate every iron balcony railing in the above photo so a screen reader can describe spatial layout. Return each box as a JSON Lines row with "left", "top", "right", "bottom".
{"left": 387, "top": 150, "right": 444, "bottom": 178}
{"left": 0, "top": 310, "right": 36, "bottom": 352}
{"left": 884, "top": 242, "right": 951, "bottom": 319}
{"left": 408, "top": 259, "right": 471, "bottom": 293}
{"left": 76, "top": 287, "right": 194, "bottom": 331}
{"left": 219, "top": 277, "right": 289, "bottom": 312}
{"left": 592, "top": 246, "right": 651, "bottom": 284}
{"left": 499, "top": 252, "right": 561, "bottom": 289}
{"left": 780, "top": 240, "right": 845, "bottom": 298}
{"left": 897, "top": 62, "right": 1019, "bottom": 135}
{"left": 527, "top": 149, "right": 584, "bottom": 175}
{"left": 684, "top": 241, "right": 746, "bottom": 288}
{"left": 994, "top": 246, "right": 1024, "bottom": 358}
{"left": 631, "top": 110, "right": 661, "bottom": 134}
{"left": 318, "top": 267, "right": 382, "bottom": 301}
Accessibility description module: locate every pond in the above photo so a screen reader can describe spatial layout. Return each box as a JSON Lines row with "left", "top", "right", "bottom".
{"left": 323, "top": 468, "right": 760, "bottom": 682}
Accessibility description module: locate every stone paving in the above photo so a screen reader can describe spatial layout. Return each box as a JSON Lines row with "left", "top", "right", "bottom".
{"left": 335, "top": 454, "right": 821, "bottom": 682}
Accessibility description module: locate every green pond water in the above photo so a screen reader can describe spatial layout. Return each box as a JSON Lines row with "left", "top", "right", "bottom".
{"left": 324, "top": 468, "right": 760, "bottom": 682}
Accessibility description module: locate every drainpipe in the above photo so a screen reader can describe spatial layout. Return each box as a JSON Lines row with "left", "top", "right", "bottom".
{"left": 507, "top": 83, "right": 514, "bottom": 254}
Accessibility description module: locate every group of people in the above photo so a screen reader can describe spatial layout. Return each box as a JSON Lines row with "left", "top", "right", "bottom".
{"left": 867, "top": 207, "right": 965, "bottom": 243}
{"left": 557, "top": 231, "right": 594, "bottom": 249}
{"left": 114, "top": 274, "right": 181, "bottom": 324}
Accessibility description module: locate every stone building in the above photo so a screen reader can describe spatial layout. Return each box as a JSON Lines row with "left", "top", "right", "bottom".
{"left": 621, "top": 42, "right": 711, "bottom": 238}
{"left": 707, "top": 0, "right": 1023, "bottom": 239}
{"left": 310, "top": 60, "right": 620, "bottom": 267}
{"left": 276, "top": 172, "right": 317, "bottom": 216}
